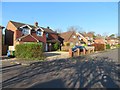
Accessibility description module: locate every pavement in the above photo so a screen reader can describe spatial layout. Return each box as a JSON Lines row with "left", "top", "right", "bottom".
{"left": 1, "top": 48, "right": 120, "bottom": 88}
{"left": 1, "top": 51, "right": 69, "bottom": 68}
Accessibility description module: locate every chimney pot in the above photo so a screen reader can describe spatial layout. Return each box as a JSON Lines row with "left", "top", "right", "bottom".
{"left": 47, "top": 26, "right": 50, "bottom": 29}
{"left": 35, "top": 22, "right": 38, "bottom": 27}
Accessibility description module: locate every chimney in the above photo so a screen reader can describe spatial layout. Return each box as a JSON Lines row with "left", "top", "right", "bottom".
{"left": 47, "top": 26, "right": 50, "bottom": 29}
{"left": 34, "top": 22, "right": 38, "bottom": 27}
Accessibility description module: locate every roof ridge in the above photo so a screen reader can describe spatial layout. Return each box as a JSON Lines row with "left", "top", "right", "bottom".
{"left": 61, "top": 31, "right": 74, "bottom": 34}
{"left": 67, "top": 31, "right": 75, "bottom": 41}
{"left": 10, "top": 20, "right": 35, "bottom": 28}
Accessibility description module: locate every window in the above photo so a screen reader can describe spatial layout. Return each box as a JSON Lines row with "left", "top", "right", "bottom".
{"left": 22, "top": 28, "right": 30, "bottom": 35}
{"left": 46, "top": 33, "right": 49, "bottom": 38}
{"left": 36, "top": 31, "right": 43, "bottom": 36}
{"left": 73, "top": 35, "right": 76, "bottom": 39}
{"left": 78, "top": 36, "right": 81, "bottom": 40}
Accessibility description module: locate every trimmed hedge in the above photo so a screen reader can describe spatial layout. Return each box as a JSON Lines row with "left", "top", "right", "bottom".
{"left": 106, "top": 44, "right": 111, "bottom": 49}
{"left": 15, "top": 43, "right": 44, "bottom": 60}
{"left": 92, "top": 44, "right": 106, "bottom": 51}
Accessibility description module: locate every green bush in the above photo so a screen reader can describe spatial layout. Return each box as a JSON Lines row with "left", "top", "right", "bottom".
{"left": 116, "top": 44, "right": 120, "bottom": 48}
{"left": 53, "top": 42, "right": 59, "bottom": 50}
{"left": 64, "top": 42, "right": 70, "bottom": 46}
{"left": 106, "top": 44, "right": 111, "bottom": 49}
{"left": 15, "top": 43, "right": 44, "bottom": 60}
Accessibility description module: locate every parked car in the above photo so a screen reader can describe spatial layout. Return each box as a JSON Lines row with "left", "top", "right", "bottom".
{"left": 72, "top": 45, "right": 85, "bottom": 52}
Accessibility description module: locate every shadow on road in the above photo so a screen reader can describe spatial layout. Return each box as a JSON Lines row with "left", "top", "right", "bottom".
{"left": 2, "top": 56, "right": 120, "bottom": 88}
{"left": 44, "top": 53, "right": 61, "bottom": 57}
{"left": 28, "top": 79, "right": 66, "bottom": 88}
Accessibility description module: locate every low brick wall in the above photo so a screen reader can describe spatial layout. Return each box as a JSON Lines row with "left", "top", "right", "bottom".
{"left": 69, "top": 48, "right": 86, "bottom": 57}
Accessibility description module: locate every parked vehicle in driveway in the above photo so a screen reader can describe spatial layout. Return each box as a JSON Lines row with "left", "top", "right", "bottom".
{"left": 72, "top": 45, "right": 85, "bottom": 52}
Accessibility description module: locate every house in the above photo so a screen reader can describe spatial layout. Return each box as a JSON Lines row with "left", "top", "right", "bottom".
{"left": 0, "top": 26, "right": 5, "bottom": 56}
{"left": 94, "top": 37, "right": 107, "bottom": 44}
{"left": 59, "top": 31, "right": 88, "bottom": 51}
{"left": 82, "top": 32, "right": 94, "bottom": 45}
{"left": 106, "top": 37, "right": 119, "bottom": 46}
{"left": 59, "top": 31, "right": 88, "bottom": 46}
{"left": 5, "top": 20, "right": 59, "bottom": 52}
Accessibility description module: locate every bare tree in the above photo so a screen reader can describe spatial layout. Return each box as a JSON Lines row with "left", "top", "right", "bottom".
{"left": 102, "top": 32, "right": 108, "bottom": 37}
{"left": 67, "top": 26, "right": 85, "bottom": 33}
{"left": 54, "top": 28, "right": 62, "bottom": 34}
{"left": 67, "top": 26, "right": 78, "bottom": 32}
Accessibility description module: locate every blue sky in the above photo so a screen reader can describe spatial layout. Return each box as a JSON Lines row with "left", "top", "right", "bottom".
{"left": 2, "top": 2, "right": 118, "bottom": 35}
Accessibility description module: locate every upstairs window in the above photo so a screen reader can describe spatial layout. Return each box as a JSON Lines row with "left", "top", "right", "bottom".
{"left": 73, "top": 35, "right": 76, "bottom": 39}
{"left": 22, "top": 28, "right": 31, "bottom": 35}
{"left": 46, "top": 33, "right": 49, "bottom": 38}
{"left": 36, "top": 31, "right": 43, "bottom": 36}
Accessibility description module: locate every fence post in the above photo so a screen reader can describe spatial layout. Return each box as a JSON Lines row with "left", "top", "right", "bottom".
{"left": 77, "top": 48, "right": 80, "bottom": 56}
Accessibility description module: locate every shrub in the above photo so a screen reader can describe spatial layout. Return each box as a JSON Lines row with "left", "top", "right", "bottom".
{"left": 64, "top": 42, "right": 70, "bottom": 46}
{"left": 53, "top": 42, "right": 59, "bottom": 50}
{"left": 92, "top": 44, "right": 105, "bottom": 51}
{"left": 106, "top": 44, "right": 111, "bottom": 49}
{"left": 15, "top": 43, "right": 44, "bottom": 60}
{"left": 116, "top": 44, "right": 120, "bottom": 48}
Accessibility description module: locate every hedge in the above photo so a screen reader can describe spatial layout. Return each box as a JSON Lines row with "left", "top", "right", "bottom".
{"left": 53, "top": 42, "right": 59, "bottom": 50}
{"left": 106, "top": 44, "right": 111, "bottom": 49}
{"left": 92, "top": 44, "right": 106, "bottom": 51}
{"left": 15, "top": 43, "right": 44, "bottom": 60}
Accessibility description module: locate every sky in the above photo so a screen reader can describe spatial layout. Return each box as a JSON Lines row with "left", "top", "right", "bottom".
{"left": 1, "top": 2, "right": 118, "bottom": 36}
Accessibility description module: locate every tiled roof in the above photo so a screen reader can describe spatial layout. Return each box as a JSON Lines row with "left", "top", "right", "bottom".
{"left": 0, "top": 26, "right": 5, "bottom": 29}
{"left": 16, "top": 34, "right": 39, "bottom": 42}
{"left": 10, "top": 20, "right": 57, "bottom": 34}
{"left": 60, "top": 31, "right": 75, "bottom": 42}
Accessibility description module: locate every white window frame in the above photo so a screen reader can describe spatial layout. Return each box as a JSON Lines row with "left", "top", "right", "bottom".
{"left": 22, "top": 28, "right": 31, "bottom": 35}
{"left": 36, "top": 31, "right": 43, "bottom": 36}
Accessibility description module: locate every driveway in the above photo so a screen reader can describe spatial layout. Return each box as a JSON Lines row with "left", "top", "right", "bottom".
{"left": 44, "top": 51, "right": 69, "bottom": 61}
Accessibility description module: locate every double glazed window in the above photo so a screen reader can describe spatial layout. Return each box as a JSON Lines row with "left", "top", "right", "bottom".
{"left": 36, "top": 31, "right": 43, "bottom": 36}
{"left": 22, "top": 28, "right": 30, "bottom": 35}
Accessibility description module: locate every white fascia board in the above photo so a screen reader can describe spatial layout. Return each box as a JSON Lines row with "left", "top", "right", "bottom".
{"left": 20, "top": 24, "right": 32, "bottom": 30}
{"left": 39, "top": 27, "right": 44, "bottom": 32}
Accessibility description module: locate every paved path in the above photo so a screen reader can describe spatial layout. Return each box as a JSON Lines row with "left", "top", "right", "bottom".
{"left": 1, "top": 49, "right": 120, "bottom": 88}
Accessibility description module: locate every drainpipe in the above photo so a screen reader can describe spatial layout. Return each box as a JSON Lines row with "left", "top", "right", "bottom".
{"left": 0, "top": 26, "right": 4, "bottom": 57}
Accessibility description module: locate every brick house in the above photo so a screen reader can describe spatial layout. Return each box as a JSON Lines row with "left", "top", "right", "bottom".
{"left": 5, "top": 20, "right": 59, "bottom": 51}
{"left": 94, "top": 37, "right": 107, "bottom": 44}
{"left": 106, "top": 37, "right": 119, "bottom": 46}
{"left": 59, "top": 31, "right": 88, "bottom": 46}
{"left": 82, "top": 32, "right": 95, "bottom": 45}
{"left": 59, "top": 31, "right": 88, "bottom": 51}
